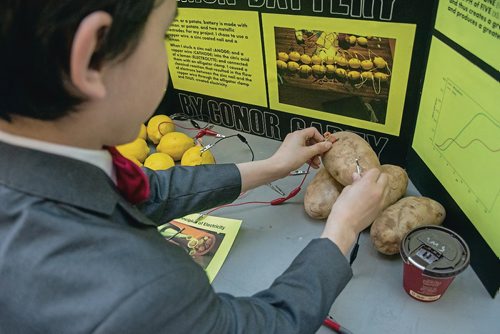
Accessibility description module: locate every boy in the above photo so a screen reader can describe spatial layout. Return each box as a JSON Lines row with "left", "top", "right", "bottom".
{"left": 0, "top": 0, "right": 388, "bottom": 333}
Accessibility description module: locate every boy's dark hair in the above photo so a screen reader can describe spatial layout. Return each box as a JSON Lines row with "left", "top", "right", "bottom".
{"left": 0, "top": 0, "right": 159, "bottom": 121}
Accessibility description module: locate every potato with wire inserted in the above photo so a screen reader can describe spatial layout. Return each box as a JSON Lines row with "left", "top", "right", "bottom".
{"left": 322, "top": 131, "right": 380, "bottom": 186}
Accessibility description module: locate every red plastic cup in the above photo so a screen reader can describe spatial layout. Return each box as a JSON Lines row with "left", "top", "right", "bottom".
{"left": 400, "top": 225, "right": 470, "bottom": 302}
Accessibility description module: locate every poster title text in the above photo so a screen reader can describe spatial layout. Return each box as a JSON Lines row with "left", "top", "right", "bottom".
{"left": 177, "top": 0, "right": 398, "bottom": 21}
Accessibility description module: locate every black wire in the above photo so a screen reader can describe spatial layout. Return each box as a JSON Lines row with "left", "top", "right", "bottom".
{"left": 169, "top": 113, "right": 189, "bottom": 121}
{"left": 212, "top": 134, "right": 239, "bottom": 146}
{"left": 236, "top": 134, "right": 255, "bottom": 161}
{"left": 349, "top": 233, "right": 361, "bottom": 266}
{"left": 169, "top": 113, "right": 212, "bottom": 129}
{"left": 165, "top": 115, "right": 256, "bottom": 161}
{"left": 209, "top": 134, "right": 255, "bottom": 162}
{"left": 246, "top": 143, "right": 255, "bottom": 161}
{"left": 190, "top": 119, "right": 201, "bottom": 129}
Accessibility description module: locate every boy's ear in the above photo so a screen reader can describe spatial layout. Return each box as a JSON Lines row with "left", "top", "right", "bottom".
{"left": 70, "top": 11, "right": 112, "bottom": 99}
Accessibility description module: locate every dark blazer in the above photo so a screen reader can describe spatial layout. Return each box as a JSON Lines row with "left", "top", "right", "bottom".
{"left": 0, "top": 140, "right": 352, "bottom": 334}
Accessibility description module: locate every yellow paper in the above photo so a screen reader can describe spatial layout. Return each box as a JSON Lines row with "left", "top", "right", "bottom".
{"left": 435, "top": 0, "right": 500, "bottom": 71}
{"left": 262, "top": 13, "right": 416, "bottom": 136}
{"left": 412, "top": 37, "right": 500, "bottom": 256}
{"left": 166, "top": 8, "right": 267, "bottom": 107}
{"left": 158, "top": 214, "right": 242, "bottom": 282}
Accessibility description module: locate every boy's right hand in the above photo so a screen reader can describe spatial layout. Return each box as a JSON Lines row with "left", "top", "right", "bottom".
{"left": 321, "top": 168, "right": 388, "bottom": 255}
{"left": 267, "top": 127, "right": 332, "bottom": 178}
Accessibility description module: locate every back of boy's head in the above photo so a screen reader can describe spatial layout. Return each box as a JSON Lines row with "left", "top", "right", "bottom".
{"left": 0, "top": 0, "right": 159, "bottom": 122}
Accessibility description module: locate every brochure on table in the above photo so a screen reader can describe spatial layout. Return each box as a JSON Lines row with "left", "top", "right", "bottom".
{"left": 159, "top": 214, "right": 242, "bottom": 283}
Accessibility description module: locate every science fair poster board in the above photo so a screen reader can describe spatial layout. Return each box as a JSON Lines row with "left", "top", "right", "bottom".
{"left": 159, "top": 0, "right": 499, "bottom": 297}
{"left": 163, "top": 0, "right": 436, "bottom": 166}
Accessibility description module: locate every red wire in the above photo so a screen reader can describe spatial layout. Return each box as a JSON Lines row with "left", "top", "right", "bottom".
{"left": 158, "top": 121, "right": 199, "bottom": 136}
{"left": 158, "top": 121, "right": 220, "bottom": 141}
{"left": 201, "top": 164, "right": 312, "bottom": 217}
{"left": 297, "top": 164, "right": 312, "bottom": 188}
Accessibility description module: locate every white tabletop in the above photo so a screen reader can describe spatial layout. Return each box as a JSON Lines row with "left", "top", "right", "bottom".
{"left": 185, "top": 123, "right": 499, "bottom": 334}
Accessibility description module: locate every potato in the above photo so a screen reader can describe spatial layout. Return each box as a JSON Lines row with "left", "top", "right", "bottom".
{"left": 304, "top": 167, "right": 344, "bottom": 220}
{"left": 380, "top": 164, "right": 408, "bottom": 209}
{"left": 370, "top": 196, "right": 446, "bottom": 255}
{"left": 322, "top": 131, "right": 380, "bottom": 186}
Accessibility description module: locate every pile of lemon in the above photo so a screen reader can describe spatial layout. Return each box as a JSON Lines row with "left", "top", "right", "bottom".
{"left": 116, "top": 115, "right": 215, "bottom": 171}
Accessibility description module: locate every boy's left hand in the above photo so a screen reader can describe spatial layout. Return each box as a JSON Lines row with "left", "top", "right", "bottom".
{"left": 268, "top": 128, "right": 332, "bottom": 177}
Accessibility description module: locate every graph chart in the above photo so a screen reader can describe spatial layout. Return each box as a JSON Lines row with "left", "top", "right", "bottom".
{"left": 431, "top": 78, "right": 500, "bottom": 213}
{"left": 413, "top": 37, "right": 499, "bottom": 256}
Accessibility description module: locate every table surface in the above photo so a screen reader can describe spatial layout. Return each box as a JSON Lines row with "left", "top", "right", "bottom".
{"left": 183, "top": 123, "right": 499, "bottom": 334}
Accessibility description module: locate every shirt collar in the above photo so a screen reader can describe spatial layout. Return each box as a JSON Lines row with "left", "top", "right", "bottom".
{"left": 0, "top": 130, "right": 114, "bottom": 181}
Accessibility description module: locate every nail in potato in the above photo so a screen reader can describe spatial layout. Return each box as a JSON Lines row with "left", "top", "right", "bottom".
{"left": 322, "top": 131, "right": 380, "bottom": 186}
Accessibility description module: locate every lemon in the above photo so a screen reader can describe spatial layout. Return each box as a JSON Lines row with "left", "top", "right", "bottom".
{"left": 373, "top": 56, "right": 387, "bottom": 69}
{"left": 147, "top": 115, "right": 175, "bottom": 144}
{"left": 361, "top": 71, "right": 374, "bottom": 80}
{"left": 128, "top": 156, "right": 143, "bottom": 167}
{"left": 357, "top": 36, "right": 368, "bottom": 46}
{"left": 312, "top": 65, "right": 326, "bottom": 78}
{"left": 334, "top": 56, "right": 348, "bottom": 67}
{"left": 287, "top": 61, "right": 300, "bottom": 73}
{"left": 116, "top": 138, "right": 150, "bottom": 163}
{"left": 181, "top": 146, "right": 216, "bottom": 166}
{"left": 289, "top": 51, "right": 301, "bottom": 62}
{"left": 325, "top": 64, "right": 336, "bottom": 74}
{"left": 156, "top": 132, "right": 195, "bottom": 161}
{"left": 374, "top": 72, "right": 389, "bottom": 82}
{"left": 300, "top": 54, "right": 311, "bottom": 64}
{"left": 361, "top": 60, "right": 374, "bottom": 70}
{"left": 277, "top": 60, "right": 288, "bottom": 71}
{"left": 137, "top": 124, "right": 147, "bottom": 140}
{"left": 348, "top": 58, "right": 361, "bottom": 69}
{"left": 278, "top": 52, "right": 289, "bottom": 62}
{"left": 335, "top": 68, "right": 347, "bottom": 79}
{"left": 346, "top": 35, "right": 357, "bottom": 45}
{"left": 348, "top": 71, "right": 361, "bottom": 82}
{"left": 298, "top": 64, "right": 312, "bottom": 77}
{"left": 144, "top": 152, "right": 175, "bottom": 171}
{"left": 311, "top": 55, "right": 322, "bottom": 65}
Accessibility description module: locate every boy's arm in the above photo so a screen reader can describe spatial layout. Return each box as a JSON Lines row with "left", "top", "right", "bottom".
{"left": 92, "top": 238, "right": 352, "bottom": 334}
{"left": 138, "top": 164, "right": 241, "bottom": 224}
{"left": 138, "top": 128, "right": 331, "bottom": 225}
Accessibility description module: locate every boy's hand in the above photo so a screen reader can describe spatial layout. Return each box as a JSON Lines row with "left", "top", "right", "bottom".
{"left": 268, "top": 128, "right": 332, "bottom": 178}
{"left": 321, "top": 168, "right": 389, "bottom": 255}
{"left": 237, "top": 128, "right": 331, "bottom": 193}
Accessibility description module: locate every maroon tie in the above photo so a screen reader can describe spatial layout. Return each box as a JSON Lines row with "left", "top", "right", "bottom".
{"left": 106, "top": 146, "right": 150, "bottom": 205}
